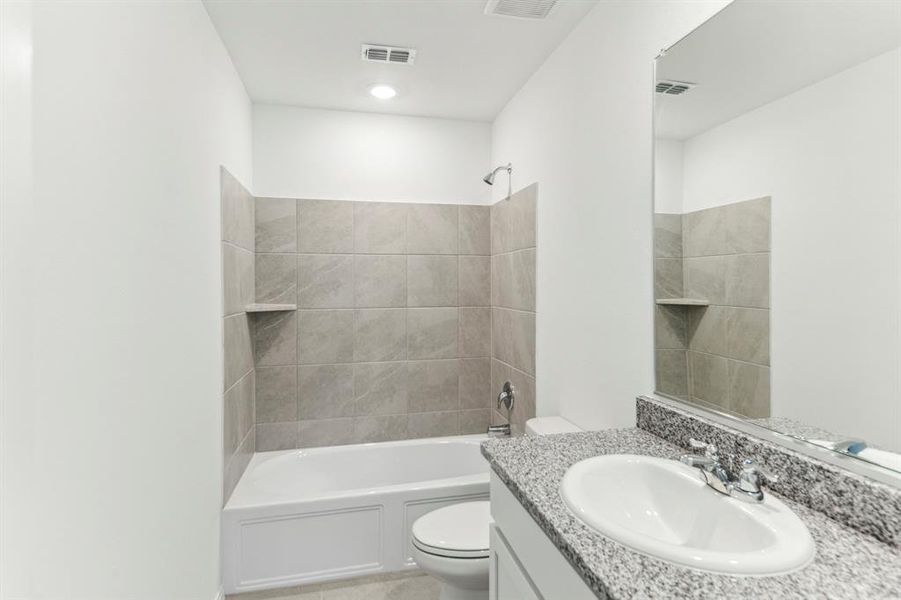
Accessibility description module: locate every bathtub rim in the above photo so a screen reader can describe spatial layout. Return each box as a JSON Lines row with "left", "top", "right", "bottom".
{"left": 225, "top": 433, "right": 490, "bottom": 510}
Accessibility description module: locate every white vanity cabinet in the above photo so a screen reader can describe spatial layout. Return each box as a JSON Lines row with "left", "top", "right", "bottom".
{"left": 488, "top": 473, "right": 598, "bottom": 600}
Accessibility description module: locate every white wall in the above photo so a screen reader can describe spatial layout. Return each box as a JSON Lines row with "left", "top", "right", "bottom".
{"left": 253, "top": 104, "right": 492, "bottom": 204}
{"left": 1, "top": 1, "right": 35, "bottom": 596}
{"left": 490, "top": 0, "right": 729, "bottom": 430}
{"left": 653, "top": 139, "right": 684, "bottom": 214}
{"left": 681, "top": 48, "right": 901, "bottom": 451}
{"left": 1, "top": 1, "right": 252, "bottom": 598}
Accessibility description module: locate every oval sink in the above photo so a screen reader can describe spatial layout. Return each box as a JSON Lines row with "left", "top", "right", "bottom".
{"left": 560, "top": 454, "right": 815, "bottom": 575}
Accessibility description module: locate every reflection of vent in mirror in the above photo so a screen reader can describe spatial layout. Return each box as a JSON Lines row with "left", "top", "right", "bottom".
{"left": 484, "top": 0, "right": 558, "bottom": 19}
{"left": 656, "top": 80, "right": 696, "bottom": 95}
{"left": 361, "top": 44, "right": 416, "bottom": 65}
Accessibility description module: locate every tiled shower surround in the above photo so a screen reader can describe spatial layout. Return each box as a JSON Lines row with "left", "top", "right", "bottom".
{"left": 248, "top": 188, "right": 537, "bottom": 451}
{"left": 654, "top": 197, "right": 770, "bottom": 417}
{"left": 490, "top": 184, "right": 537, "bottom": 434}
{"left": 222, "top": 168, "right": 256, "bottom": 502}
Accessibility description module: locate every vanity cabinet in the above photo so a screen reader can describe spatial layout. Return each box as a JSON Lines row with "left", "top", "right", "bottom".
{"left": 488, "top": 473, "right": 597, "bottom": 600}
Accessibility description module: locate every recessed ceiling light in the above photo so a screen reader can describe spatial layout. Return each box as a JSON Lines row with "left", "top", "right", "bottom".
{"left": 369, "top": 84, "right": 397, "bottom": 100}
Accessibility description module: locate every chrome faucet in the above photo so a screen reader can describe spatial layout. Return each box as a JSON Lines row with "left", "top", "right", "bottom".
{"left": 487, "top": 381, "right": 515, "bottom": 437}
{"left": 679, "top": 439, "right": 778, "bottom": 503}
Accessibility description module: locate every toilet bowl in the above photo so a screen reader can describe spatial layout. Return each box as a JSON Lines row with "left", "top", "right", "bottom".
{"left": 411, "top": 501, "right": 490, "bottom": 600}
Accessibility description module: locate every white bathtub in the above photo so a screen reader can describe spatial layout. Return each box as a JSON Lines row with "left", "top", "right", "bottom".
{"left": 222, "top": 434, "right": 489, "bottom": 594}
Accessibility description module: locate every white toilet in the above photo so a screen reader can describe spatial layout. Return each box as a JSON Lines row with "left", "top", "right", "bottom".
{"left": 411, "top": 417, "right": 581, "bottom": 600}
{"left": 412, "top": 501, "right": 491, "bottom": 600}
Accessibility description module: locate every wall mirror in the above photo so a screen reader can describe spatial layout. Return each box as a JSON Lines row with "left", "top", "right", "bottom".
{"left": 653, "top": 0, "right": 901, "bottom": 473}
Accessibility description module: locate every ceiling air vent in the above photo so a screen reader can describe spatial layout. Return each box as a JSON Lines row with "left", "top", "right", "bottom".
{"left": 484, "top": 0, "right": 558, "bottom": 19}
{"left": 656, "top": 80, "right": 697, "bottom": 96}
{"left": 361, "top": 44, "right": 416, "bottom": 65}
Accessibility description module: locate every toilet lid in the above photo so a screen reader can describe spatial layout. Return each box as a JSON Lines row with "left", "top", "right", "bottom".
{"left": 412, "top": 501, "right": 490, "bottom": 559}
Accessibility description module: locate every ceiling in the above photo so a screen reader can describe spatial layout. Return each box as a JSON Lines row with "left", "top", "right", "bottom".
{"left": 656, "top": 0, "right": 901, "bottom": 140}
{"left": 203, "top": 0, "right": 597, "bottom": 122}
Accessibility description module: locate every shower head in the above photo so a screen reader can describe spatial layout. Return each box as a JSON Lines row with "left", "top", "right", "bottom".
{"left": 483, "top": 163, "right": 513, "bottom": 198}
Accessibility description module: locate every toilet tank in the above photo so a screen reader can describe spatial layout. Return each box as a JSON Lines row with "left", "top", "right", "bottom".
{"left": 525, "top": 416, "right": 582, "bottom": 436}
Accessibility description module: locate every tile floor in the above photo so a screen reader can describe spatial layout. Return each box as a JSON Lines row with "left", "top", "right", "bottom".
{"left": 226, "top": 571, "right": 441, "bottom": 600}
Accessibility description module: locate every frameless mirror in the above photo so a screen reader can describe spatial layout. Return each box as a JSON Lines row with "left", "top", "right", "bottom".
{"left": 653, "top": 0, "right": 901, "bottom": 473}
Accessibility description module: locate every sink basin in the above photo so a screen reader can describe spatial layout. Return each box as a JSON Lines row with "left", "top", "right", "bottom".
{"left": 560, "top": 454, "right": 815, "bottom": 575}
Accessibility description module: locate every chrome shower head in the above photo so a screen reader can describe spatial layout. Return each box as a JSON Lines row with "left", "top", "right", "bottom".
{"left": 482, "top": 163, "right": 513, "bottom": 198}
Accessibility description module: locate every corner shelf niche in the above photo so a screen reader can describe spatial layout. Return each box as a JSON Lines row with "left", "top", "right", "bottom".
{"left": 245, "top": 303, "right": 297, "bottom": 313}
{"left": 655, "top": 298, "right": 710, "bottom": 307}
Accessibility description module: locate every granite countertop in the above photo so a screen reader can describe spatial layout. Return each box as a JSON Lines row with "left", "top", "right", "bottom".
{"left": 482, "top": 429, "right": 901, "bottom": 600}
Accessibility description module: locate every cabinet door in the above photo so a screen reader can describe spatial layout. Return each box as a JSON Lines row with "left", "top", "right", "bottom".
{"left": 490, "top": 523, "right": 542, "bottom": 600}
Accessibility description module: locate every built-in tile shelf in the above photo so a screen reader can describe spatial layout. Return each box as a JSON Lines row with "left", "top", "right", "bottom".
{"left": 245, "top": 303, "right": 298, "bottom": 313}
{"left": 655, "top": 298, "right": 710, "bottom": 307}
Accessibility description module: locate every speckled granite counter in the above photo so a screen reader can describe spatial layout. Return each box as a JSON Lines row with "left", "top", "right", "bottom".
{"left": 481, "top": 429, "right": 901, "bottom": 599}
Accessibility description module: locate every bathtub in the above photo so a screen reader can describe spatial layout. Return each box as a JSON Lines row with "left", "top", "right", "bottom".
{"left": 222, "top": 434, "right": 489, "bottom": 594}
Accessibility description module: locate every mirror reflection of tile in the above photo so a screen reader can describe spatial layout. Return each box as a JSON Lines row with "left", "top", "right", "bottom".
{"left": 654, "top": 197, "right": 770, "bottom": 418}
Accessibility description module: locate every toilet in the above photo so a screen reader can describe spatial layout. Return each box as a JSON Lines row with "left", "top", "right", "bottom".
{"left": 411, "top": 417, "right": 581, "bottom": 600}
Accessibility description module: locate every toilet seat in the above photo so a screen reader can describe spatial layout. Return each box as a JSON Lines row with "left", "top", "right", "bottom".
{"left": 412, "top": 501, "right": 490, "bottom": 559}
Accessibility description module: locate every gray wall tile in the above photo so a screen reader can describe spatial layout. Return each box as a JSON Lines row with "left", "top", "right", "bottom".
{"left": 256, "top": 422, "right": 297, "bottom": 452}
{"left": 459, "top": 255, "right": 490, "bottom": 306}
{"left": 683, "top": 256, "right": 726, "bottom": 304}
{"left": 255, "top": 197, "right": 297, "bottom": 253}
{"left": 655, "top": 305, "right": 688, "bottom": 349}
{"left": 224, "top": 313, "right": 253, "bottom": 390}
{"left": 460, "top": 409, "right": 490, "bottom": 434}
{"left": 725, "top": 197, "right": 770, "bottom": 254}
{"left": 459, "top": 307, "right": 490, "bottom": 358}
{"left": 298, "top": 199, "right": 353, "bottom": 253}
{"left": 354, "top": 255, "right": 405, "bottom": 308}
{"left": 688, "top": 305, "right": 727, "bottom": 356}
{"left": 726, "top": 253, "right": 770, "bottom": 308}
{"left": 491, "top": 308, "right": 536, "bottom": 375}
{"left": 354, "top": 414, "right": 407, "bottom": 443}
{"left": 407, "top": 204, "right": 458, "bottom": 254}
{"left": 224, "top": 371, "right": 254, "bottom": 458}
{"left": 689, "top": 351, "right": 728, "bottom": 407}
{"left": 459, "top": 358, "right": 490, "bottom": 409}
{"left": 407, "top": 359, "right": 459, "bottom": 413}
{"left": 683, "top": 206, "right": 726, "bottom": 257}
{"left": 297, "top": 254, "right": 354, "bottom": 308}
{"left": 253, "top": 310, "right": 297, "bottom": 366}
{"left": 655, "top": 349, "right": 689, "bottom": 398}
{"left": 459, "top": 205, "right": 490, "bottom": 255}
{"left": 242, "top": 194, "right": 530, "bottom": 447}
{"left": 255, "top": 254, "right": 297, "bottom": 304}
{"left": 654, "top": 213, "right": 683, "bottom": 258}
{"left": 224, "top": 426, "right": 254, "bottom": 502}
{"left": 408, "top": 411, "right": 459, "bottom": 439}
{"left": 222, "top": 242, "right": 253, "bottom": 316}
{"left": 725, "top": 307, "right": 770, "bottom": 365}
{"left": 298, "top": 364, "right": 355, "bottom": 419}
{"left": 728, "top": 360, "right": 770, "bottom": 418}
{"left": 654, "top": 258, "right": 684, "bottom": 299}
{"left": 654, "top": 198, "right": 770, "bottom": 424}
{"left": 297, "top": 309, "right": 353, "bottom": 365}
{"left": 491, "top": 183, "right": 536, "bottom": 254}
{"left": 407, "top": 255, "right": 458, "bottom": 307}
{"left": 492, "top": 249, "right": 536, "bottom": 311}
{"left": 354, "top": 309, "right": 406, "bottom": 362}
{"left": 407, "top": 308, "right": 458, "bottom": 360}
{"left": 354, "top": 202, "right": 405, "bottom": 254}
{"left": 354, "top": 362, "right": 408, "bottom": 415}
{"left": 221, "top": 167, "right": 254, "bottom": 251}
{"left": 298, "top": 418, "right": 356, "bottom": 448}
{"left": 255, "top": 366, "right": 297, "bottom": 423}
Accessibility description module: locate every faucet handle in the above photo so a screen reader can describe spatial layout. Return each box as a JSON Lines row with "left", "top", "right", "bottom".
{"left": 740, "top": 458, "right": 779, "bottom": 484}
{"left": 689, "top": 438, "right": 718, "bottom": 458}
